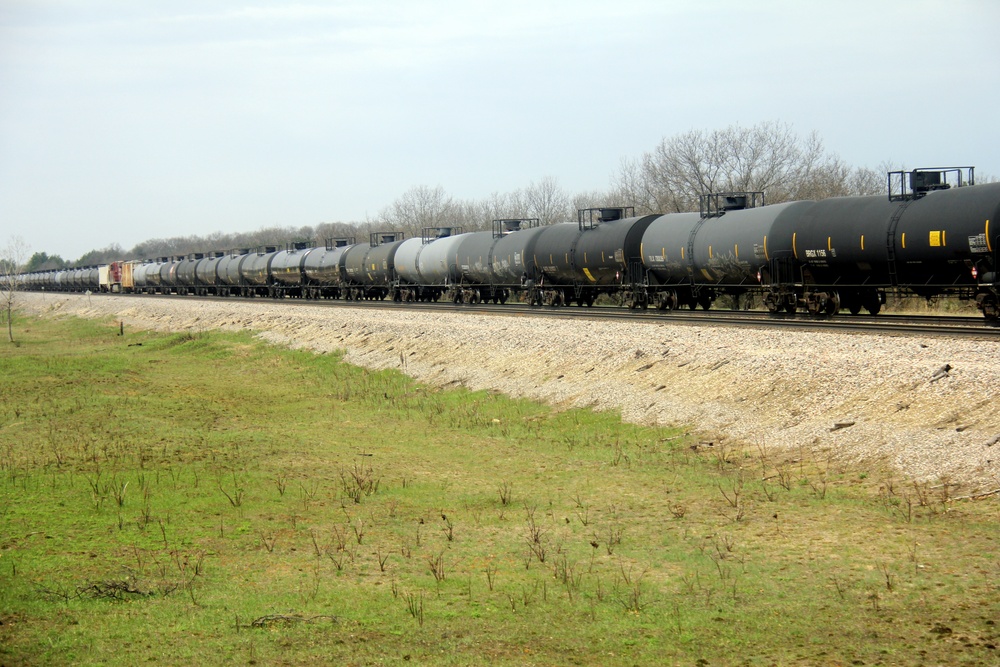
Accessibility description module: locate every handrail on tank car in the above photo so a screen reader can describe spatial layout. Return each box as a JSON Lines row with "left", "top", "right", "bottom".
{"left": 578, "top": 207, "right": 634, "bottom": 231}
{"left": 421, "top": 227, "right": 463, "bottom": 244}
{"left": 699, "top": 191, "right": 765, "bottom": 218}
{"left": 325, "top": 237, "right": 355, "bottom": 250}
{"left": 888, "top": 167, "right": 975, "bottom": 202}
{"left": 492, "top": 218, "right": 539, "bottom": 238}
{"left": 369, "top": 232, "right": 403, "bottom": 247}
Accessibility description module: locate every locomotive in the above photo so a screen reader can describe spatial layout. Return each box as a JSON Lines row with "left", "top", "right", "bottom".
{"left": 19, "top": 167, "right": 1000, "bottom": 321}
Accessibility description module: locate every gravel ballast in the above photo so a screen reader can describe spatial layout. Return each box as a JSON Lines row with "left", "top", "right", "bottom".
{"left": 20, "top": 292, "right": 1000, "bottom": 488}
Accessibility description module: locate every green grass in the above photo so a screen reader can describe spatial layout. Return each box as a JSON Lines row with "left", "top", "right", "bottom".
{"left": 1, "top": 316, "right": 998, "bottom": 666}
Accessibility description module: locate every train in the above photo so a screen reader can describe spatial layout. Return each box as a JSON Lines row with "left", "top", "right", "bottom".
{"left": 18, "top": 167, "right": 1000, "bottom": 321}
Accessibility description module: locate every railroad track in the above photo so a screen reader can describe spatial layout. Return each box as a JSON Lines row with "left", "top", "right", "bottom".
{"left": 116, "top": 292, "right": 1000, "bottom": 339}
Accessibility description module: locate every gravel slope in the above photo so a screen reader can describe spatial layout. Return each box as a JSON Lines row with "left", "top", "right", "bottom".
{"left": 20, "top": 292, "right": 1000, "bottom": 489}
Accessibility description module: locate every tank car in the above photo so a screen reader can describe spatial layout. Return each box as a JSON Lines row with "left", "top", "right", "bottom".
{"left": 500, "top": 208, "right": 657, "bottom": 307}
{"left": 193, "top": 252, "right": 225, "bottom": 296}
{"left": 451, "top": 220, "right": 542, "bottom": 304}
{"left": 764, "top": 168, "right": 999, "bottom": 317}
{"left": 641, "top": 195, "right": 801, "bottom": 312}
{"left": 301, "top": 238, "right": 353, "bottom": 299}
{"left": 394, "top": 228, "right": 467, "bottom": 302}
{"left": 270, "top": 242, "right": 317, "bottom": 298}
{"left": 175, "top": 254, "right": 204, "bottom": 296}
{"left": 157, "top": 257, "right": 183, "bottom": 294}
{"left": 340, "top": 232, "right": 405, "bottom": 300}
{"left": 239, "top": 246, "right": 281, "bottom": 297}
{"left": 216, "top": 249, "right": 252, "bottom": 297}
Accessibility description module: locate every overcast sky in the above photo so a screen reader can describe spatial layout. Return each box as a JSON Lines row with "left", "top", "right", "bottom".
{"left": 1, "top": 0, "right": 998, "bottom": 261}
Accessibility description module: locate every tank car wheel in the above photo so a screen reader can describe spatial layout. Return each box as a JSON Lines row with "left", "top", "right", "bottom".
{"left": 784, "top": 302, "right": 797, "bottom": 314}
{"left": 825, "top": 291, "right": 841, "bottom": 317}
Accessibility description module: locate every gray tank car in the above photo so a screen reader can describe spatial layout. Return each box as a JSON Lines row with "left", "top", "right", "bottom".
{"left": 239, "top": 246, "right": 281, "bottom": 297}
{"left": 301, "top": 238, "right": 353, "bottom": 299}
{"left": 175, "top": 254, "right": 204, "bottom": 295}
{"left": 193, "top": 252, "right": 226, "bottom": 296}
{"left": 394, "top": 228, "right": 467, "bottom": 301}
{"left": 269, "top": 243, "right": 315, "bottom": 298}
{"left": 341, "top": 233, "right": 405, "bottom": 300}
{"left": 216, "top": 250, "right": 252, "bottom": 296}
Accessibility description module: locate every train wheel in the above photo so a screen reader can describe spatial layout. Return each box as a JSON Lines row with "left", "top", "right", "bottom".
{"left": 825, "top": 291, "right": 841, "bottom": 317}
{"left": 784, "top": 302, "right": 797, "bottom": 314}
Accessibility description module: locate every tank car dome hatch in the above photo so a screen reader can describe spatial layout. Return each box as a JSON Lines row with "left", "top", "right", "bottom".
{"left": 494, "top": 218, "right": 540, "bottom": 237}
{"left": 724, "top": 195, "right": 747, "bottom": 210}
{"left": 578, "top": 207, "right": 636, "bottom": 230}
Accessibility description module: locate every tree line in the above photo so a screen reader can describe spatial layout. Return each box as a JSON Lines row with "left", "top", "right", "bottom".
{"left": 26, "top": 121, "right": 907, "bottom": 269}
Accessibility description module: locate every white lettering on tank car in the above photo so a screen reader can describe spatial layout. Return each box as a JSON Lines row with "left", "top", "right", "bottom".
{"left": 969, "top": 233, "right": 989, "bottom": 253}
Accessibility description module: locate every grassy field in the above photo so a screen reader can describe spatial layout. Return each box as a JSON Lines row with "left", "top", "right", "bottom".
{"left": 1, "top": 315, "right": 998, "bottom": 666}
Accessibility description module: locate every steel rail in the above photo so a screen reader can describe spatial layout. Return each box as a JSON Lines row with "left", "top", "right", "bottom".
{"left": 112, "top": 291, "right": 1000, "bottom": 339}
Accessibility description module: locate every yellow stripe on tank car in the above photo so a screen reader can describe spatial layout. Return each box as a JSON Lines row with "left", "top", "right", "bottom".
{"left": 988, "top": 220, "right": 993, "bottom": 252}
{"left": 792, "top": 233, "right": 798, "bottom": 259}
{"left": 827, "top": 237, "right": 831, "bottom": 252}
{"left": 943, "top": 230, "right": 947, "bottom": 246}
{"left": 735, "top": 244, "right": 739, "bottom": 258}
{"left": 583, "top": 268, "right": 596, "bottom": 283}
{"left": 764, "top": 235, "right": 769, "bottom": 261}
{"left": 709, "top": 245, "right": 713, "bottom": 259}
{"left": 860, "top": 235, "right": 865, "bottom": 251}
{"left": 901, "top": 233, "right": 906, "bottom": 249}
{"left": 681, "top": 247, "right": 685, "bottom": 260}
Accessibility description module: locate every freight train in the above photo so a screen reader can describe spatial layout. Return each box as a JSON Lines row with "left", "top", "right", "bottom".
{"left": 18, "top": 167, "right": 1000, "bottom": 321}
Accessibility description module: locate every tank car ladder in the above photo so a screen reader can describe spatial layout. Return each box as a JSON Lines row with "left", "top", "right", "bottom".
{"left": 884, "top": 201, "right": 913, "bottom": 289}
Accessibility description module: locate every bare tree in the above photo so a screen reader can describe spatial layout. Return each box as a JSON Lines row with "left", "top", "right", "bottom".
{"left": 1, "top": 235, "right": 29, "bottom": 344}
{"left": 612, "top": 121, "right": 885, "bottom": 213}
{"left": 377, "top": 185, "right": 459, "bottom": 237}
{"left": 521, "top": 176, "right": 572, "bottom": 225}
